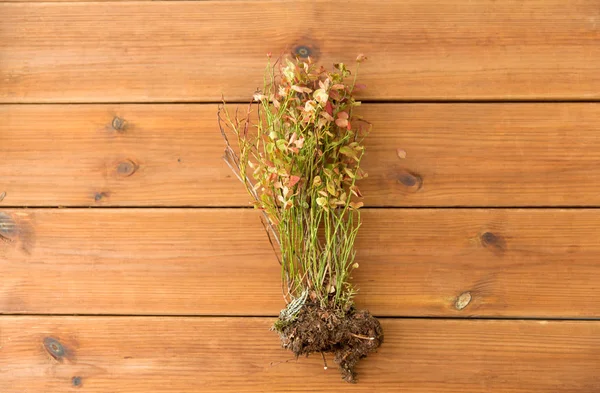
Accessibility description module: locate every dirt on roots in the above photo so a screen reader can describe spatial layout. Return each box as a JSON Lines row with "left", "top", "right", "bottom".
{"left": 273, "top": 302, "right": 383, "bottom": 383}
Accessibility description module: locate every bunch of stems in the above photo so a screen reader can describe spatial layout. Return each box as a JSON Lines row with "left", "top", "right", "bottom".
{"left": 219, "top": 55, "right": 369, "bottom": 311}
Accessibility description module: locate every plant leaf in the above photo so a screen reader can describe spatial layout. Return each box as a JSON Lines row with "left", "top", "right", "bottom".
{"left": 327, "top": 182, "right": 337, "bottom": 196}
{"left": 335, "top": 118, "right": 348, "bottom": 128}
{"left": 292, "top": 85, "right": 313, "bottom": 94}
{"left": 350, "top": 201, "right": 364, "bottom": 209}
{"left": 313, "top": 89, "right": 329, "bottom": 105}
{"left": 356, "top": 53, "right": 367, "bottom": 63}
{"left": 339, "top": 146, "right": 358, "bottom": 161}
{"left": 316, "top": 197, "right": 328, "bottom": 207}
{"left": 289, "top": 175, "right": 301, "bottom": 187}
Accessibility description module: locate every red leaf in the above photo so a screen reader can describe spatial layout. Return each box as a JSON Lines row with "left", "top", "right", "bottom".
{"left": 289, "top": 175, "right": 301, "bottom": 187}
{"left": 325, "top": 101, "right": 333, "bottom": 116}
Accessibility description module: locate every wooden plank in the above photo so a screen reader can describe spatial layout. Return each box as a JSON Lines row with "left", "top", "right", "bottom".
{"left": 2, "top": 208, "right": 600, "bottom": 317}
{"left": 1, "top": 316, "right": 599, "bottom": 392}
{"left": 4, "top": 103, "right": 600, "bottom": 207}
{"left": 3, "top": 0, "right": 600, "bottom": 102}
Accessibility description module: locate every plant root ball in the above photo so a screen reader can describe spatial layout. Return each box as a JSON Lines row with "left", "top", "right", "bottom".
{"left": 273, "top": 303, "right": 383, "bottom": 383}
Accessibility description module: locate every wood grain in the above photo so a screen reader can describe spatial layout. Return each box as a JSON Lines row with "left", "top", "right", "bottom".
{"left": 2, "top": 0, "right": 600, "bottom": 102}
{"left": 4, "top": 103, "right": 600, "bottom": 207}
{"left": 2, "top": 208, "right": 600, "bottom": 317}
{"left": 1, "top": 316, "right": 599, "bottom": 392}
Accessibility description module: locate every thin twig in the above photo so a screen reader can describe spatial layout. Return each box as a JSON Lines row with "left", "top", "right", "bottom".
{"left": 349, "top": 333, "right": 375, "bottom": 341}
{"left": 260, "top": 215, "right": 282, "bottom": 265}
{"left": 321, "top": 352, "right": 328, "bottom": 370}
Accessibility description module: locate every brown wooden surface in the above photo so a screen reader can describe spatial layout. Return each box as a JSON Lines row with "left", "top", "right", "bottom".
{"left": 3, "top": 0, "right": 600, "bottom": 102}
{"left": 3, "top": 0, "right": 600, "bottom": 390}
{"left": 4, "top": 103, "right": 600, "bottom": 207}
{"left": 1, "top": 208, "right": 599, "bottom": 318}
{"left": 1, "top": 316, "right": 599, "bottom": 392}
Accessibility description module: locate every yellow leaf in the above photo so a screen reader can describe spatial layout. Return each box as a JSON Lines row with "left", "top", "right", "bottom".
{"left": 350, "top": 201, "right": 364, "bottom": 209}
{"left": 344, "top": 167, "right": 355, "bottom": 179}
{"left": 313, "top": 88, "right": 329, "bottom": 105}
{"left": 327, "top": 182, "right": 337, "bottom": 196}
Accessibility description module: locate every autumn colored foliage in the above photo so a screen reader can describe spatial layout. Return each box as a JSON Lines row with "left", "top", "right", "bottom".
{"left": 219, "top": 54, "right": 369, "bottom": 313}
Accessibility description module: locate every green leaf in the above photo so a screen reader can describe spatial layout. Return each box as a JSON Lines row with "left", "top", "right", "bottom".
{"left": 276, "top": 139, "right": 288, "bottom": 152}
{"left": 339, "top": 146, "right": 359, "bottom": 161}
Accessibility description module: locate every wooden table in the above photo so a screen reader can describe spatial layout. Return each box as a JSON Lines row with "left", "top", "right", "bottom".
{"left": 1, "top": 1, "right": 599, "bottom": 391}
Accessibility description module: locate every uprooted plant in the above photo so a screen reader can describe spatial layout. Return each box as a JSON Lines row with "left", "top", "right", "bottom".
{"left": 218, "top": 54, "right": 382, "bottom": 383}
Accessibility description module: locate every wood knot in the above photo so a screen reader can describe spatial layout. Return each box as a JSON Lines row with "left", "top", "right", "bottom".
{"left": 294, "top": 45, "right": 312, "bottom": 58}
{"left": 94, "top": 191, "right": 110, "bottom": 202}
{"left": 455, "top": 292, "right": 472, "bottom": 310}
{"left": 0, "top": 212, "right": 35, "bottom": 253}
{"left": 397, "top": 170, "right": 423, "bottom": 191}
{"left": 115, "top": 159, "right": 138, "bottom": 178}
{"left": 481, "top": 231, "right": 506, "bottom": 255}
{"left": 72, "top": 376, "right": 82, "bottom": 387}
{"left": 0, "top": 212, "right": 18, "bottom": 240}
{"left": 290, "top": 39, "right": 320, "bottom": 61}
{"left": 111, "top": 116, "right": 127, "bottom": 132}
{"left": 44, "top": 337, "right": 65, "bottom": 360}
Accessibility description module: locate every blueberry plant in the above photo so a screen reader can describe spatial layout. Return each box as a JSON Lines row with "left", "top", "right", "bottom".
{"left": 219, "top": 54, "right": 382, "bottom": 383}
